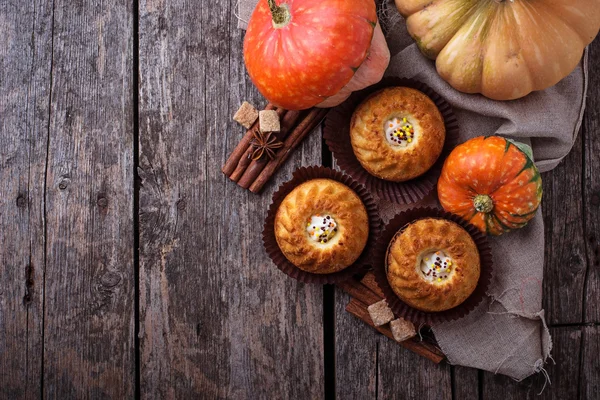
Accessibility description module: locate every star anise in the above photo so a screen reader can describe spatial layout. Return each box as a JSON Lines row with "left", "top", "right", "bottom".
{"left": 250, "top": 129, "right": 284, "bottom": 161}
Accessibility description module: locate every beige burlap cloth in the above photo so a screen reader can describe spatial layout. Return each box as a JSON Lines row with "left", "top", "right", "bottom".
{"left": 238, "top": 0, "right": 589, "bottom": 381}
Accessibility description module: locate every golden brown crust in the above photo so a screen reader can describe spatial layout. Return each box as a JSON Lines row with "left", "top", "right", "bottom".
{"left": 350, "top": 87, "right": 445, "bottom": 182}
{"left": 275, "top": 179, "right": 369, "bottom": 274}
{"left": 386, "top": 218, "right": 480, "bottom": 312}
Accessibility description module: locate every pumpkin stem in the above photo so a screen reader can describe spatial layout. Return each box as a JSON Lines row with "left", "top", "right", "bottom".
{"left": 267, "top": 0, "right": 291, "bottom": 27}
{"left": 474, "top": 194, "right": 494, "bottom": 213}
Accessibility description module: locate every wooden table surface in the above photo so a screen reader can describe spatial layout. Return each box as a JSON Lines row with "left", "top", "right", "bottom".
{"left": 1, "top": 0, "right": 599, "bottom": 398}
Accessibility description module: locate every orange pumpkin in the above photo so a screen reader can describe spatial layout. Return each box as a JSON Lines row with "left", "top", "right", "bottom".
{"left": 437, "top": 136, "right": 543, "bottom": 236}
{"left": 244, "top": 0, "right": 390, "bottom": 110}
{"left": 395, "top": 0, "right": 600, "bottom": 100}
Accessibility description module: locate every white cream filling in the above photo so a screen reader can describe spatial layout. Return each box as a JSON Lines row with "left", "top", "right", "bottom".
{"left": 420, "top": 250, "right": 454, "bottom": 283}
{"left": 306, "top": 214, "right": 337, "bottom": 244}
{"left": 385, "top": 117, "right": 415, "bottom": 147}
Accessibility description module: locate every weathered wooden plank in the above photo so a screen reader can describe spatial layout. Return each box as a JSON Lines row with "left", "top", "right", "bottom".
{"left": 138, "top": 0, "right": 324, "bottom": 397}
{"left": 542, "top": 128, "right": 587, "bottom": 325}
{"left": 335, "top": 289, "right": 378, "bottom": 399}
{"left": 481, "top": 326, "right": 581, "bottom": 400}
{"left": 377, "top": 335, "right": 452, "bottom": 400}
{"left": 0, "top": 0, "right": 53, "bottom": 397}
{"left": 452, "top": 366, "right": 479, "bottom": 400}
{"left": 581, "top": 325, "right": 600, "bottom": 398}
{"left": 42, "top": 0, "right": 135, "bottom": 397}
{"left": 542, "top": 39, "right": 600, "bottom": 326}
{"left": 583, "top": 40, "right": 600, "bottom": 324}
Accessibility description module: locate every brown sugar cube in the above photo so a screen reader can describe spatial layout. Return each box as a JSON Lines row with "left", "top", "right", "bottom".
{"left": 367, "top": 300, "right": 394, "bottom": 327}
{"left": 233, "top": 101, "right": 259, "bottom": 129}
{"left": 390, "top": 318, "right": 416, "bottom": 342}
{"left": 259, "top": 109, "right": 280, "bottom": 133}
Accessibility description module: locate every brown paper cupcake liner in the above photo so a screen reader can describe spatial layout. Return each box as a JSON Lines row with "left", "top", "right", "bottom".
{"left": 263, "top": 166, "right": 382, "bottom": 284}
{"left": 324, "top": 77, "right": 460, "bottom": 204}
{"left": 371, "top": 207, "right": 494, "bottom": 326}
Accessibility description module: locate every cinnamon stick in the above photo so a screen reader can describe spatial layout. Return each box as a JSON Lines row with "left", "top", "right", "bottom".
{"left": 249, "top": 107, "right": 329, "bottom": 193}
{"left": 228, "top": 107, "right": 287, "bottom": 182}
{"left": 238, "top": 110, "right": 303, "bottom": 189}
{"left": 360, "top": 272, "right": 385, "bottom": 298}
{"left": 222, "top": 103, "right": 276, "bottom": 177}
{"left": 346, "top": 298, "right": 445, "bottom": 364}
{"left": 280, "top": 109, "right": 304, "bottom": 135}
{"left": 229, "top": 148, "right": 253, "bottom": 182}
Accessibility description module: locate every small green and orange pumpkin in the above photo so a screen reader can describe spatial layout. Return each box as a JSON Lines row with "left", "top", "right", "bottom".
{"left": 437, "top": 136, "right": 543, "bottom": 236}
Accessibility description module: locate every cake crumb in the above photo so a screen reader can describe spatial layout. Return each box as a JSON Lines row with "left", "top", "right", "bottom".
{"left": 367, "top": 300, "right": 394, "bottom": 327}
{"left": 390, "top": 318, "right": 416, "bottom": 342}
{"left": 233, "top": 101, "right": 259, "bottom": 129}
{"left": 259, "top": 110, "right": 281, "bottom": 133}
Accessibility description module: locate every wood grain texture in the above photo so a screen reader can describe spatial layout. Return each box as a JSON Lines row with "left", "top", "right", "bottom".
{"left": 137, "top": 0, "right": 323, "bottom": 397}
{"left": 42, "top": 0, "right": 135, "bottom": 397}
{"left": 583, "top": 41, "right": 600, "bottom": 324}
{"left": 452, "top": 366, "right": 479, "bottom": 400}
{"left": 0, "top": 0, "right": 598, "bottom": 397}
{"left": 377, "top": 335, "right": 452, "bottom": 400}
{"left": 542, "top": 40, "right": 600, "bottom": 326}
{"left": 581, "top": 326, "right": 600, "bottom": 399}
{"left": 542, "top": 128, "right": 587, "bottom": 325}
{"left": 335, "top": 289, "right": 378, "bottom": 399}
{"left": 481, "top": 326, "right": 581, "bottom": 400}
{"left": 0, "top": 0, "right": 53, "bottom": 397}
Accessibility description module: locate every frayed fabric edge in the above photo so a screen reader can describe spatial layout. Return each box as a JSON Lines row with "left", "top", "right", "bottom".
{"left": 434, "top": 296, "right": 553, "bottom": 382}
